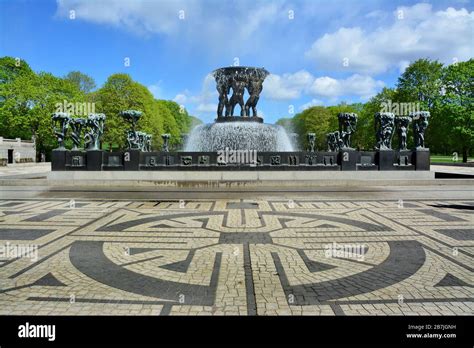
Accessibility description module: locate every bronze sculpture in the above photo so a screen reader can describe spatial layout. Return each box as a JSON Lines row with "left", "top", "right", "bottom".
{"left": 395, "top": 116, "right": 411, "bottom": 150}
{"left": 338, "top": 113, "right": 358, "bottom": 149}
{"left": 245, "top": 72, "right": 264, "bottom": 117}
{"left": 144, "top": 134, "right": 152, "bottom": 152}
{"left": 119, "top": 110, "right": 151, "bottom": 151}
{"left": 411, "top": 111, "right": 430, "bottom": 149}
{"left": 161, "top": 134, "right": 170, "bottom": 152}
{"left": 212, "top": 67, "right": 269, "bottom": 120}
{"left": 326, "top": 131, "right": 342, "bottom": 152}
{"left": 84, "top": 113, "right": 105, "bottom": 151}
{"left": 52, "top": 112, "right": 71, "bottom": 150}
{"left": 228, "top": 78, "right": 246, "bottom": 117}
{"left": 375, "top": 112, "right": 395, "bottom": 150}
{"left": 307, "top": 133, "right": 316, "bottom": 152}
{"left": 216, "top": 74, "right": 230, "bottom": 118}
{"left": 70, "top": 118, "right": 86, "bottom": 150}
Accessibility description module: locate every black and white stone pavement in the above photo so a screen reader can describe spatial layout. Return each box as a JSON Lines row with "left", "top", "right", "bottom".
{"left": 0, "top": 194, "right": 472, "bottom": 315}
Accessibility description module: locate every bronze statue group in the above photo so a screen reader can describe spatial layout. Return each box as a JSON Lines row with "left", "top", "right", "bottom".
{"left": 52, "top": 112, "right": 105, "bottom": 151}
{"left": 325, "top": 111, "right": 430, "bottom": 152}
{"left": 214, "top": 67, "right": 269, "bottom": 118}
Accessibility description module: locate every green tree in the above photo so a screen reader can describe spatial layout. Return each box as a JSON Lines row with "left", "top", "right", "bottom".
{"left": 397, "top": 58, "right": 443, "bottom": 109}
{"left": 162, "top": 100, "right": 192, "bottom": 133}
{"left": 154, "top": 100, "right": 180, "bottom": 148}
{"left": 1, "top": 56, "right": 199, "bottom": 155}
{"left": 276, "top": 117, "right": 295, "bottom": 133}
{"left": 0, "top": 69, "right": 83, "bottom": 158}
{"left": 188, "top": 115, "right": 203, "bottom": 128}
{"left": 87, "top": 74, "right": 197, "bottom": 150}
{"left": 0, "top": 56, "right": 34, "bottom": 85}
{"left": 397, "top": 59, "right": 445, "bottom": 152}
{"left": 65, "top": 71, "right": 96, "bottom": 94}
{"left": 357, "top": 88, "right": 399, "bottom": 150}
{"left": 440, "top": 59, "right": 474, "bottom": 162}
{"left": 292, "top": 106, "right": 332, "bottom": 150}
{"left": 92, "top": 73, "right": 160, "bottom": 150}
{"left": 277, "top": 104, "right": 367, "bottom": 150}
{"left": 158, "top": 100, "right": 195, "bottom": 148}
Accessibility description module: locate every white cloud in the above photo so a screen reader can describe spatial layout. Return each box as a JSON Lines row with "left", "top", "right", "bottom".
{"left": 196, "top": 103, "right": 218, "bottom": 113}
{"left": 398, "top": 60, "right": 410, "bottom": 74}
{"left": 56, "top": 0, "right": 286, "bottom": 54}
{"left": 305, "top": 3, "right": 474, "bottom": 74}
{"left": 173, "top": 74, "right": 216, "bottom": 104}
{"left": 309, "top": 77, "right": 340, "bottom": 98}
{"left": 237, "top": 2, "right": 281, "bottom": 39}
{"left": 173, "top": 93, "right": 188, "bottom": 105}
{"left": 309, "top": 74, "right": 385, "bottom": 100}
{"left": 264, "top": 70, "right": 384, "bottom": 101}
{"left": 199, "top": 74, "right": 217, "bottom": 103}
{"left": 172, "top": 74, "right": 218, "bottom": 120}
{"left": 365, "top": 10, "right": 387, "bottom": 20}
{"left": 147, "top": 81, "right": 162, "bottom": 99}
{"left": 300, "top": 99, "right": 323, "bottom": 110}
{"left": 263, "top": 70, "right": 314, "bottom": 100}
{"left": 56, "top": 0, "right": 197, "bottom": 36}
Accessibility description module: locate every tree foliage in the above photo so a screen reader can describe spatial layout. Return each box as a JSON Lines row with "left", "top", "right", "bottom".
{"left": 91, "top": 73, "right": 158, "bottom": 149}
{"left": 90, "top": 74, "right": 196, "bottom": 150}
{"left": 65, "top": 71, "right": 96, "bottom": 94}
{"left": 0, "top": 60, "right": 84, "bottom": 159}
{"left": 277, "top": 59, "right": 473, "bottom": 159}
{"left": 397, "top": 58, "right": 443, "bottom": 109}
{"left": 292, "top": 106, "right": 333, "bottom": 150}
{"left": 1, "top": 56, "right": 471, "bottom": 160}
{"left": 0, "top": 56, "right": 197, "bottom": 156}
{"left": 439, "top": 59, "right": 474, "bottom": 162}
{"left": 0, "top": 57, "right": 34, "bottom": 84}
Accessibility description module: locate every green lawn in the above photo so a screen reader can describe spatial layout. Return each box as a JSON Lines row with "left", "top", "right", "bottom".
{"left": 431, "top": 155, "right": 474, "bottom": 163}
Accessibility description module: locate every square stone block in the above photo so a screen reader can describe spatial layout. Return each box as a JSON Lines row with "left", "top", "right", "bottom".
{"left": 86, "top": 150, "right": 103, "bottom": 171}
{"left": 67, "top": 150, "right": 86, "bottom": 169}
{"left": 339, "top": 150, "right": 357, "bottom": 171}
{"left": 414, "top": 149, "right": 430, "bottom": 171}
{"left": 377, "top": 150, "right": 396, "bottom": 170}
{"left": 123, "top": 150, "right": 140, "bottom": 170}
{"left": 51, "top": 150, "right": 67, "bottom": 171}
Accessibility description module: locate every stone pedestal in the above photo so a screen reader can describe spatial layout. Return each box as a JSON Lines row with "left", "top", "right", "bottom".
{"left": 51, "top": 150, "right": 66, "bottom": 171}
{"left": 86, "top": 150, "right": 103, "bottom": 171}
{"left": 414, "top": 149, "right": 430, "bottom": 171}
{"left": 123, "top": 150, "right": 140, "bottom": 170}
{"left": 338, "top": 150, "right": 357, "bottom": 171}
{"left": 67, "top": 151, "right": 86, "bottom": 169}
{"left": 397, "top": 150, "right": 412, "bottom": 166}
{"left": 377, "top": 150, "right": 396, "bottom": 170}
{"left": 357, "top": 151, "right": 377, "bottom": 170}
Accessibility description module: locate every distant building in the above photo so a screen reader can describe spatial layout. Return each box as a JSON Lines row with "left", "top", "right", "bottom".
{"left": 0, "top": 137, "right": 36, "bottom": 165}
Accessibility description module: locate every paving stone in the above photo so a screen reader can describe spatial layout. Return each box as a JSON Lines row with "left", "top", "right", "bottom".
{"left": 0, "top": 197, "right": 472, "bottom": 315}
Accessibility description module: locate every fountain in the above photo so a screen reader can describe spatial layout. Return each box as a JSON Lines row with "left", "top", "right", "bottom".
{"left": 184, "top": 66, "right": 294, "bottom": 152}
{"left": 50, "top": 65, "right": 431, "bottom": 173}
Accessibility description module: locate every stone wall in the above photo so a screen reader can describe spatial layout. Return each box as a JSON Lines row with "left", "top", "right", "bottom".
{"left": 0, "top": 137, "right": 36, "bottom": 165}
{"left": 51, "top": 149, "right": 430, "bottom": 171}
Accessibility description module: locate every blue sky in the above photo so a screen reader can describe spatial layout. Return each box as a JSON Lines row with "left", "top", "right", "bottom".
{"left": 0, "top": 0, "right": 472, "bottom": 123}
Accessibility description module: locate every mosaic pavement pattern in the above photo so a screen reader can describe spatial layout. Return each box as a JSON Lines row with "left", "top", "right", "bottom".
{"left": 0, "top": 198, "right": 472, "bottom": 315}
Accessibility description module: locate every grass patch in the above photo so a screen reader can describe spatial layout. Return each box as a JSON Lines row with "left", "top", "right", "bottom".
{"left": 431, "top": 155, "right": 474, "bottom": 163}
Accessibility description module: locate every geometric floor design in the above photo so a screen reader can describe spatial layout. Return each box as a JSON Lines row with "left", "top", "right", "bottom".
{"left": 0, "top": 199, "right": 472, "bottom": 315}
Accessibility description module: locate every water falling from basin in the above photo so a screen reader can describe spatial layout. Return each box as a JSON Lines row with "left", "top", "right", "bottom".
{"left": 184, "top": 66, "right": 294, "bottom": 152}
{"left": 184, "top": 122, "right": 294, "bottom": 152}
